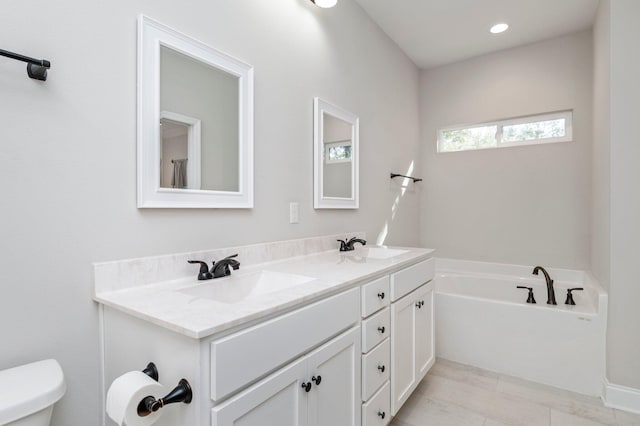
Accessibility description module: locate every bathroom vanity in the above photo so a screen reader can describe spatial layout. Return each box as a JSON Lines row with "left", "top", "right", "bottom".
{"left": 95, "top": 235, "right": 434, "bottom": 426}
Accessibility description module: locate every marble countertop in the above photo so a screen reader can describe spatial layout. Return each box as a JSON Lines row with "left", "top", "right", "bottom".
{"left": 94, "top": 245, "right": 434, "bottom": 339}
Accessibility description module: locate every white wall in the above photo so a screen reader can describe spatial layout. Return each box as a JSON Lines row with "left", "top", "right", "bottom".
{"left": 419, "top": 32, "right": 593, "bottom": 269}
{"left": 591, "top": 0, "right": 611, "bottom": 292}
{"left": 0, "top": 1, "right": 420, "bottom": 424}
{"left": 604, "top": 0, "right": 640, "bottom": 391}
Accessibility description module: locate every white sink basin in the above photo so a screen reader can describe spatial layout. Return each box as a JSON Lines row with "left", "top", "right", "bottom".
{"left": 348, "top": 247, "right": 409, "bottom": 260}
{"left": 180, "top": 270, "right": 315, "bottom": 304}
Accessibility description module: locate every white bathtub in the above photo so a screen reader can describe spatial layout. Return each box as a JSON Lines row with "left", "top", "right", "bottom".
{"left": 435, "top": 258, "right": 608, "bottom": 396}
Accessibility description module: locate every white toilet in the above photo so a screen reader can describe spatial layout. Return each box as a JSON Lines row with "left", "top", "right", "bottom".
{"left": 0, "top": 360, "right": 65, "bottom": 426}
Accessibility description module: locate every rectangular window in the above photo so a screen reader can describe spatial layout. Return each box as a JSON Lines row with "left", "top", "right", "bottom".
{"left": 438, "top": 110, "right": 572, "bottom": 153}
{"left": 325, "top": 140, "right": 352, "bottom": 164}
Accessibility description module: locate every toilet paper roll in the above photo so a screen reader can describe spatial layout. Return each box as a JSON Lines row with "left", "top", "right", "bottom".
{"left": 106, "top": 371, "right": 165, "bottom": 426}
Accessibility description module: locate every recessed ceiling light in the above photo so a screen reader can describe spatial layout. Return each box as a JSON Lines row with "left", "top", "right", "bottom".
{"left": 490, "top": 23, "right": 509, "bottom": 34}
{"left": 311, "top": 0, "right": 338, "bottom": 8}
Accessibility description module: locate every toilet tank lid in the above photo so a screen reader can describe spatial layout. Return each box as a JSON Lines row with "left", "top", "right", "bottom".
{"left": 0, "top": 359, "right": 66, "bottom": 425}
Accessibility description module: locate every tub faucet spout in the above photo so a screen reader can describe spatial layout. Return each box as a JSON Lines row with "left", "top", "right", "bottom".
{"left": 532, "top": 266, "right": 557, "bottom": 305}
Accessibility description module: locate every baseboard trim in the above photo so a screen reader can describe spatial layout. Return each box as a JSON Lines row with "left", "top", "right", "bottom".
{"left": 602, "top": 379, "right": 640, "bottom": 414}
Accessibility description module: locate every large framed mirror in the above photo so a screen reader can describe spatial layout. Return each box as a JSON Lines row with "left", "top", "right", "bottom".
{"left": 137, "top": 15, "right": 254, "bottom": 208}
{"left": 313, "top": 98, "right": 359, "bottom": 209}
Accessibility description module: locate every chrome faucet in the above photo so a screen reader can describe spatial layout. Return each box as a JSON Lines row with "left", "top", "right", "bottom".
{"left": 338, "top": 237, "right": 367, "bottom": 252}
{"left": 532, "top": 266, "right": 557, "bottom": 305}
{"left": 211, "top": 254, "right": 241, "bottom": 278}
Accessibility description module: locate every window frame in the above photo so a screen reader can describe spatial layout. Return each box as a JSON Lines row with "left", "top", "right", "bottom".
{"left": 437, "top": 110, "right": 573, "bottom": 153}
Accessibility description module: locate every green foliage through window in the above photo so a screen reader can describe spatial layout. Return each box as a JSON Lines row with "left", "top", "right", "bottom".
{"left": 328, "top": 145, "right": 352, "bottom": 161}
{"left": 438, "top": 111, "right": 572, "bottom": 153}
{"left": 503, "top": 119, "right": 565, "bottom": 142}
{"left": 441, "top": 126, "right": 497, "bottom": 151}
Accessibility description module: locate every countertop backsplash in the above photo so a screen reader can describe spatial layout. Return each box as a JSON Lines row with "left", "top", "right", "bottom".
{"left": 93, "top": 232, "right": 365, "bottom": 294}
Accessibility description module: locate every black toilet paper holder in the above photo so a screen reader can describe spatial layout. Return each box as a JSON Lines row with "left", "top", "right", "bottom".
{"left": 137, "top": 362, "right": 193, "bottom": 417}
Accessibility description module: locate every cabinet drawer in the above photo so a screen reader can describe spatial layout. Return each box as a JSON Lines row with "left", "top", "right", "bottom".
{"left": 361, "top": 276, "right": 390, "bottom": 318}
{"left": 362, "top": 338, "right": 390, "bottom": 401}
{"left": 362, "top": 308, "right": 390, "bottom": 353}
{"left": 390, "top": 258, "right": 434, "bottom": 301}
{"left": 210, "top": 287, "right": 360, "bottom": 401}
{"left": 362, "top": 381, "right": 390, "bottom": 426}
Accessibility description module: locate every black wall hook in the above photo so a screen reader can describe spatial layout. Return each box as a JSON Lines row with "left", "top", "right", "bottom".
{"left": 0, "top": 48, "right": 51, "bottom": 81}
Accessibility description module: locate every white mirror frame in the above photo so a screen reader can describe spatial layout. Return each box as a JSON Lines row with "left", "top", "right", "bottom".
{"left": 313, "top": 97, "right": 359, "bottom": 209}
{"left": 137, "top": 15, "right": 254, "bottom": 208}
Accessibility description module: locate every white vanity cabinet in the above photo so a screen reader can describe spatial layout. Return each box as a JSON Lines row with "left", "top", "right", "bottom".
{"left": 209, "top": 288, "right": 360, "bottom": 401}
{"left": 210, "top": 288, "right": 361, "bottom": 426}
{"left": 101, "top": 287, "right": 361, "bottom": 426}
{"left": 211, "top": 326, "right": 360, "bottom": 426}
{"left": 97, "top": 242, "right": 436, "bottom": 426}
{"left": 360, "top": 276, "right": 391, "bottom": 426}
{"left": 389, "top": 259, "right": 435, "bottom": 415}
{"left": 206, "top": 259, "right": 435, "bottom": 426}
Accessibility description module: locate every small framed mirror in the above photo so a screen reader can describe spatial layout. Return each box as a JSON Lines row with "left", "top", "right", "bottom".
{"left": 138, "top": 15, "right": 254, "bottom": 208}
{"left": 313, "top": 98, "right": 359, "bottom": 209}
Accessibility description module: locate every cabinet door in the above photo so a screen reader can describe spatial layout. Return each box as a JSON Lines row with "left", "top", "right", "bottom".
{"left": 390, "top": 291, "right": 417, "bottom": 415}
{"left": 211, "top": 356, "right": 307, "bottom": 426}
{"left": 415, "top": 282, "right": 434, "bottom": 381}
{"left": 307, "top": 326, "right": 361, "bottom": 426}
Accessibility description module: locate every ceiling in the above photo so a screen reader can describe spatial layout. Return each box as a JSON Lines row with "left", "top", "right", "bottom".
{"left": 353, "top": 0, "right": 600, "bottom": 69}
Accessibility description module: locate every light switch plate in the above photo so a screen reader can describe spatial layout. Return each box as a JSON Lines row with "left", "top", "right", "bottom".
{"left": 289, "top": 202, "right": 299, "bottom": 224}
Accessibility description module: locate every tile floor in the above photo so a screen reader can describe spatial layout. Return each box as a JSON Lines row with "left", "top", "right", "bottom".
{"left": 390, "top": 359, "right": 640, "bottom": 426}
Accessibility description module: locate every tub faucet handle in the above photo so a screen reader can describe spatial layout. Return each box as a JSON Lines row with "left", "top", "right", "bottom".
{"left": 516, "top": 286, "right": 537, "bottom": 304}
{"left": 565, "top": 288, "right": 584, "bottom": 305}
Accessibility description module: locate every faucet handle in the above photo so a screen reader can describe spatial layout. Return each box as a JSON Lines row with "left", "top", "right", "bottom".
{"left": 516, "top": 286, "right": 536, "bottom": 304}
{"left": 565, "top": 288, "right": 584, "bottom": 305}
{"left": 337, "top": 239, "right": 349, "bottom": 252}
{"left": 210, "top": 254, "right": 241, "bottom": 278}
{"left": 188, "top": 260, "right": 213, "bottom": 280}
{"left": 223, "top": 254, "right": 240, "bottom": 269}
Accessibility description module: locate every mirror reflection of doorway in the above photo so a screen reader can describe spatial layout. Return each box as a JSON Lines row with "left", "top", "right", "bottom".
{"left": 160, "top": 119, "right": 189, "bottom": 188}
{"left": 159, "top": 111, "right": 202, "bottom": 190}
